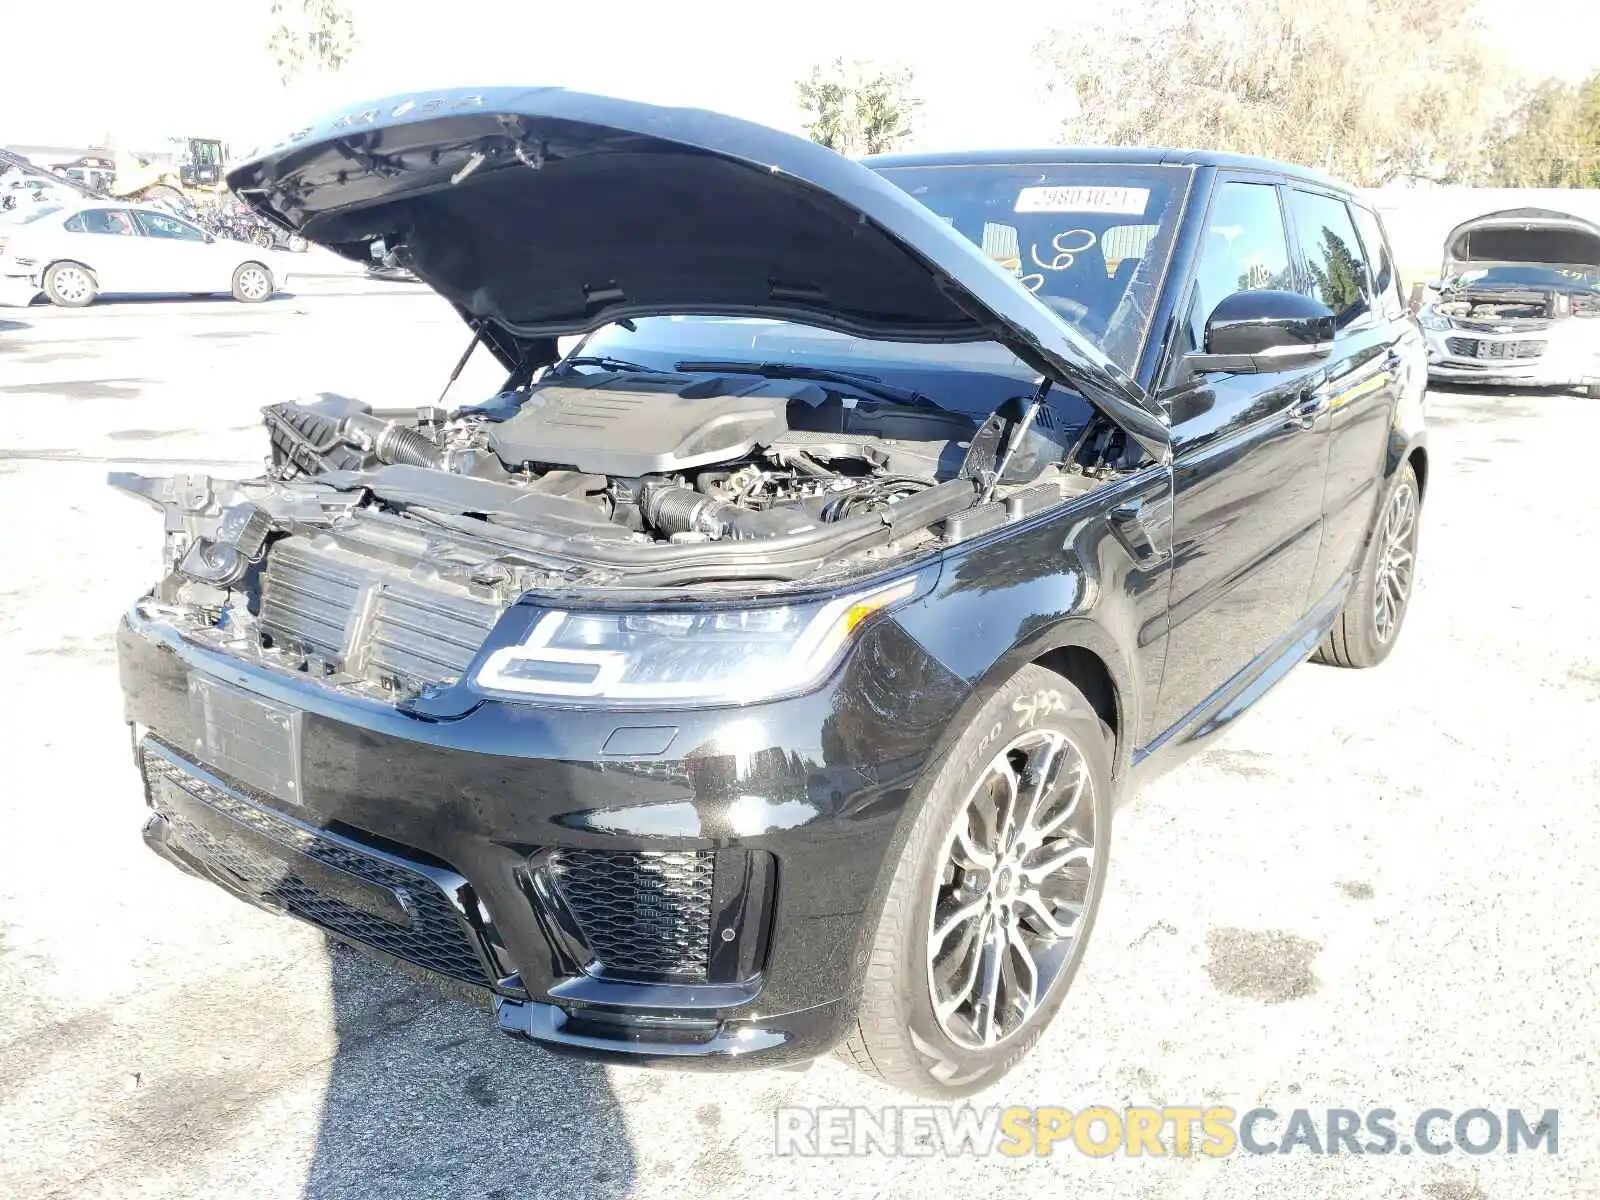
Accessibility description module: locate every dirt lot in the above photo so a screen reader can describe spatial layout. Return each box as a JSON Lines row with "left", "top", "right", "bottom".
{"left": 1, "top": 282, "right": 1596, "bottom": 1200}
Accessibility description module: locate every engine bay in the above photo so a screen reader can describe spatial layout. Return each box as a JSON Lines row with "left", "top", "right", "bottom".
{"left": 1436, "top": 289, "right": 1600, "bottom": 325}
{"left": 258, "top": 367, "right": 1076, "bottom": 550}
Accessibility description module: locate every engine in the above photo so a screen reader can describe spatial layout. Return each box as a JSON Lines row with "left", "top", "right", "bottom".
{"left": 260, "top": 369, "right": 983, "bottom": 545}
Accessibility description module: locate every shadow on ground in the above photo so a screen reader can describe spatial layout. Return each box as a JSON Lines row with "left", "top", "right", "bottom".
{"left": 305, "top": 945, "right": 637, "bottom": 1200}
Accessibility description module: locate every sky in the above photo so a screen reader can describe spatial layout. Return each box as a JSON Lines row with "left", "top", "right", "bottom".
{"left": 4, "top": 0, "right": 1599, "bottom": 154}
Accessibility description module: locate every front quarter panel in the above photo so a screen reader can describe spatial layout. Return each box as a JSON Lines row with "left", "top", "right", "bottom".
{"left": 1389, "top": 322, "right": 1429, "bottom": 486}
{"left": 827, "top": 465, "right": 1171, "bottom": 1010}
{"left": 893, "top": 467, "right": 1173, "bottom": 798}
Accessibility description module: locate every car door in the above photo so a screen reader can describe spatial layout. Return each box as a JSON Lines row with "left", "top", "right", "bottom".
{"left": 60, "top": 208, "right": 152, "bottom": 293}
{"left": 1145, "top": 175, "right": 1332, "bottom": 741}
{"left": 1281, "top": 188, "right": 1410, "bottom": 603}
{"left": 130, "top": 209, "right": 217, "bottom": 293}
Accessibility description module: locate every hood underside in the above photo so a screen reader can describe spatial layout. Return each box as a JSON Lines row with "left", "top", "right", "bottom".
{"left": 226, "top": 87, "right": 1167, "bottom": 459}
{"left": 1444, "top": 207, "right": 1600, "bottom": 274}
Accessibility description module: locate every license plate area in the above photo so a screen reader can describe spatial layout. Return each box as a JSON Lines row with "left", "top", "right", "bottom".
{"left": 1476, "top": 340, "right": 1514, "bottom": 358}
{"left": 187, "top": 675, "right": 302, "bottom": 805}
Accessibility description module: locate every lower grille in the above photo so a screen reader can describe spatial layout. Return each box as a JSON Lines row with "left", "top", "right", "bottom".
{"left": 143, "top": 748, "right": 495, "bottom": 989}
{"left": 551, "top": 849, "right": 716, "bottom": 980}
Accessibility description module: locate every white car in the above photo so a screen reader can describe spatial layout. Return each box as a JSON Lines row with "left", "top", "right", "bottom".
{"left": 0, "top": 200, "right": 286, "bottom": 307}
{"left": 1418, "top": 207, "right": 1600, "bottom": 397}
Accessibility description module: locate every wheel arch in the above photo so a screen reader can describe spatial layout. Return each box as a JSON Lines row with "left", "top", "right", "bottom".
{"left": 1406, "top": 444, "right": 1429, "bottom": 500}
{"left": 43, "top": 257, "right": 98, "bottom": 285}
{"left": 935, "top": 615, "right": 1138, "bottom": 787}
{"left": 233, "top": 259, "right": 275, "bottom": 297}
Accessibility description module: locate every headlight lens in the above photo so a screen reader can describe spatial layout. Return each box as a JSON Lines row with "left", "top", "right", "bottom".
{"left": 473, "top": 576, "right": 918, "bottom": 705}
{"left": 1418, "top": 309, "right": 1451, "bottom": 332}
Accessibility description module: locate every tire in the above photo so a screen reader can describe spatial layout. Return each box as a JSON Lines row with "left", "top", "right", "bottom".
{"left": 1312, "top": 462, "right": 1421, "bottom": 668}
{"left": 43, "top": 261, "right": 96, "bottom": 308}
{"left": 231, "top": 262, "right": 273, "bottom": 303}
{"left": 837, "top": 664, "right": 1113, "bottom": 1097}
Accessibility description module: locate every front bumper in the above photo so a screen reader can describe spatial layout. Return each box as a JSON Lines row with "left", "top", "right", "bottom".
{"left": 118, "top": 599, "right": 965, "bottom": 1066}
{"left": 0, "top": 270, "right": 38, "bottom": 306}
{"left": 1423, "top": 326, "right": 1600, "bottom": 389}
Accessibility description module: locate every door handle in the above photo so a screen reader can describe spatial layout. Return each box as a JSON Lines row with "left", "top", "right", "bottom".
{"left": 1286, "top": 390, "right": 1328, "bottom": 430}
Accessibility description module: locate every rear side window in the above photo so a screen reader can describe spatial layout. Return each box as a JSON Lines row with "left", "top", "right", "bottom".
{"left": 1350, "top": 204, "right": 1403, "bottom": 317}
{"left": 134, "top": 211, "right": 205, "bottom": 241}
{"left": 1188, "top": 181, "right": 1295, "bottom": 350}
{"left": 1286, "top": 189, "right": 1373, "bottom": 328}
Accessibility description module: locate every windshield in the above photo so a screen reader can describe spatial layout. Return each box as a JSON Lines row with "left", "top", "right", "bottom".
{"left": 573, "top": 316, "right": 1045, "bottom": 419}
{"left": 1446, "top": 265, "right": 1600, "bottom": 293}
{"left": 575, "top": 162, "right": 1190, "bottom": 412}
{"left": 1, "top": 204, "right": 62, "bottom": 226}
{"left": 873, "top": 161, "right": 1191, "bottom": 368}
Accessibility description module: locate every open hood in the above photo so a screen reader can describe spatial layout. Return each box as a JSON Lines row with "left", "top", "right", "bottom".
{"left": 227, "top": 87, "right": 1168, "bottom": 459}
{"left": 1443, "top": 207, "right": 1600, "bottom": 276}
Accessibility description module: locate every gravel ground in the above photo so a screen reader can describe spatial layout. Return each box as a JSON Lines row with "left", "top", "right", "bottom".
{"left": 1, "top": 283, "right": 1596, "bottom": 1200}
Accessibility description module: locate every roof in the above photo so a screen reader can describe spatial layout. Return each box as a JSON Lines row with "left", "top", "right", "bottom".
{"left": 863, "top": 146, "right": 1350, "bottom": 189}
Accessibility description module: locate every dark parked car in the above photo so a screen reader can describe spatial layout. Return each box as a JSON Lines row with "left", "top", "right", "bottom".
{"left": 114, "top": 89, "right": 1427, "bottom": 1097}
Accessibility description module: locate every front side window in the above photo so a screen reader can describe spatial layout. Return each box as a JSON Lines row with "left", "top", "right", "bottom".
{"left": 70, "top": 208, "right": 139, "bottom": 236}
{"left": 134, "top": 211, "right": 205, "bottom": 241}
{"left": 1188, "top": 181, "right": 1295, "bottom": 350}
{"left": 1350, "top": 204, "right": 1402, "bottom": 315}
{"left": 873, "top": 162, "right": 1192, "bottom": 369}
{"left": 1286, "top": 189, "right": 1373, "bottom": 329}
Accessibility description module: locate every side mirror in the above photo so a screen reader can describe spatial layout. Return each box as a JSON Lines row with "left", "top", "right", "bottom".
{"left": 1186, "top": 289, "right": 1335, "bottom": 374}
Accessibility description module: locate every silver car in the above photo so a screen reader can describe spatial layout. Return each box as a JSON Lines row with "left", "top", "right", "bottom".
{"left": 1418, "top": 207, "right": 1600, "bottom": 397}
{"left": 0, "top": 199, "right": 286, "bottom": 307}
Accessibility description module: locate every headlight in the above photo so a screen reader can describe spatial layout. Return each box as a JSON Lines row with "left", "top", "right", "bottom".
{"left": 1418, "top": 309, "right": 1451, "bottom": 332}
{"left": 473, "top": 576, "right": 919, "bottom": 706}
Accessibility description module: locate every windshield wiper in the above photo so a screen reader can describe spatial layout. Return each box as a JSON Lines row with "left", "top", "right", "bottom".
{"left": 674, "top": 360, "right": 936, "bottom": 408}
{"left": 560, "top": 355, "right": 666, "bottom": 375}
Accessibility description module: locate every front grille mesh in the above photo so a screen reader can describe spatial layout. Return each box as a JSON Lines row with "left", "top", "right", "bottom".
{"left": 551, "top": 849, "right": 716, "bottom": 980}
{"left": 1444, "top": 336, "right": 1546, "bottom": 359}
{"left": 144, "top": 750, "right": 493, "bottom": 988}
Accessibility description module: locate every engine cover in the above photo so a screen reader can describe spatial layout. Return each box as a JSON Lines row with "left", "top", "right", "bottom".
{"left": 487, "top": 372, "right": 816, "bottom": 476}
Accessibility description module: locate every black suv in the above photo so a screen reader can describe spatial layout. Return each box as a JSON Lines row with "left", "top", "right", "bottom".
{"left": 115, "top": 88, "right": 1427, "bottom": 1097}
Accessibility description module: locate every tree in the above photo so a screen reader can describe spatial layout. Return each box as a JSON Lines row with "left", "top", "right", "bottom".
{"left": 797, "top": 59, "right": 921, "bottom": 156}
{"left": 1488, "top": 73, "right": 1600, "bottom": 187}
{"left": 1036, "top": 0, "right": 1509, "bottom": 185}
{"left": 269, "top": 0, "right": 357, "bottom": 86}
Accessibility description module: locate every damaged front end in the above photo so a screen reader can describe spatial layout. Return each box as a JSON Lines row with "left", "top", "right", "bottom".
{"left": 112, "top": 372, "right": 1108, "bottom": 705}
{"left": 113, "top": 86, "right": 1176, "bottom": 706}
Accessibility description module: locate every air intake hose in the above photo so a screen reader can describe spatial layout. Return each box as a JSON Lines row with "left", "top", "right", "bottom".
{"left": 344, "top": 412, "right": 445, "bottom": 469}
{"left": 641, "top": 485, "right": 815, "bottom": 541}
